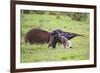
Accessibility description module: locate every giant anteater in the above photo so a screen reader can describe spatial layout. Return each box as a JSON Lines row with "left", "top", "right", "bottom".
{"left": 25, "top": 29, "right": 83, "bottom": 48}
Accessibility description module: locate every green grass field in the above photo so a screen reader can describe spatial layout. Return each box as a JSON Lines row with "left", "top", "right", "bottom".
{"left": 20, "top": 11, "right": 90, "bottom": 63}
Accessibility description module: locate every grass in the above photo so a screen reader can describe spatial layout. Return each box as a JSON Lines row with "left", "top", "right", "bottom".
{"left": 20, "top": 12, "right": 90, "bottom": 63}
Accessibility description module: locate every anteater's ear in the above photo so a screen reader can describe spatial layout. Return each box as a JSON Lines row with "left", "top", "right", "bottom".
{"left": 50, "top": 29, "right": 63, "bottom": 35}
{"left": 50, "top": 31, "right": 58, "bottom": 35}
{"left": 50, "top": 32, "right": 55, "bottom": 35}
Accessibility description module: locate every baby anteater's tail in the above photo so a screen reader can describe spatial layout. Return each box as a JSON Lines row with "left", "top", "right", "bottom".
{"left": 63, "top": 32, "right": 84, "bottom": 40}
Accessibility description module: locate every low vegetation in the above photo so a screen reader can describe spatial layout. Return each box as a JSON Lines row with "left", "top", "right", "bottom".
{"left": 20, "top": 10, "right": 90, "bottom": 63}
